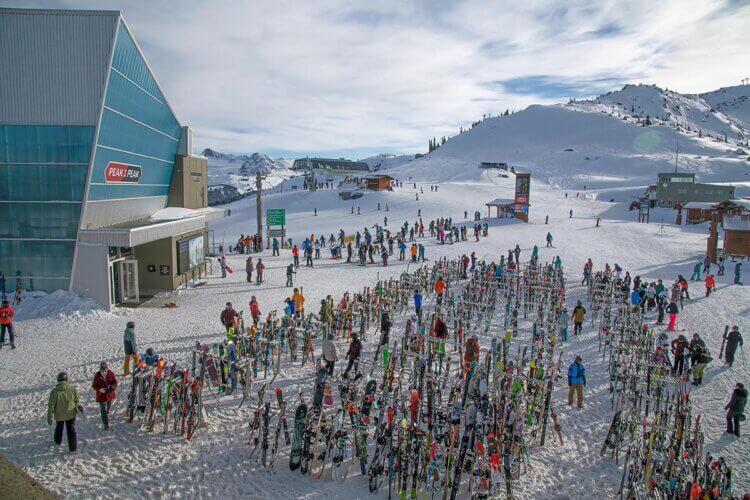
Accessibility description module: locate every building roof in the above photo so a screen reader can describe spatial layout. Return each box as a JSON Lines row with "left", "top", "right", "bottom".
{"left": 293, "top": 158, "right": 370, "bottom": 172}
{"left": 682, "top": 202, "right": 716, "bottom": 209}
{"left": 78, "top": 207, "right": 227, "bottom": 247}
{"left": 366, "top": 174, "right": 394, "bottom": 180}
{"left": 486, "top": 198, "right": 515, "bottom": 207}
{"left": 0, "top": 8, "right": 120, "bottom": 125}
{"left": 723, "top": 214, "right": 750, "bottom": 232}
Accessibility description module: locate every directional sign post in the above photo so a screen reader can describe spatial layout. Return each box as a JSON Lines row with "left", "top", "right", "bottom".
{"left": 266, "top": 209, "right": 286, "bottom": 249}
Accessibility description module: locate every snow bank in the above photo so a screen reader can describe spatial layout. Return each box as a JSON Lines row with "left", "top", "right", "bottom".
{"left": 12, "top": 289, "right": 108, "bottom": 320}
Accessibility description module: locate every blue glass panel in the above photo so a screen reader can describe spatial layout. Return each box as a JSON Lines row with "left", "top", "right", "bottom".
{"left": 111, "top": 26, "right": 163, "bottom": 104}
{"left": 89, "top": 146, "right": 173, "bottom": 186}
{"left": 0, "top": 240, "right": 74, "bottom": 286}
{"left": 0, "top": 165, "right": 87, "bottom": 202}
{"left": 0, "top": 202, "right": 80, "bottom": 239}
{"left": 0, "top": 125, "right": 94, "bottom": 164}
{"left": 88, "top": 184, "right": 169, "bottom": 201}
{"left": 97, "top": 109, "right": 178, "bottom": 162}
{"left": 105, "top": 71, "right": 181, "bottom": 138}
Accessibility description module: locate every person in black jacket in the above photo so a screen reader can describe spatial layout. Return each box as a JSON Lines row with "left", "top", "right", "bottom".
{"left": 724, "top": 326, "right": 744, "bottom": 367}
{"left": 342, "top": 334, "right": 362, "bottom": 379}
{"left": 725, "top": 382, "right": 747, "bottom": 437}
{"left": 379, "top": 311, "right": 392, "bottom": 346}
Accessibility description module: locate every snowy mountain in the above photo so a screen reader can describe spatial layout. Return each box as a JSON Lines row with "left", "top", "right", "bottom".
{"left": 388, "top": 84, "right": 750, "bottom": 190}
{"left": 360, "top": 153, "right": 417, "bottom": 171}
{"left": 203, "top": 149, "right": 297, "bottom": 205}
{"left": 700, "top": 85, "right": 750, "bottom": 129}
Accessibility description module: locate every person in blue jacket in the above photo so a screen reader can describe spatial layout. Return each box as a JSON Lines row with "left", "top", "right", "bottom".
{"left": 630, "top": 288, "right": 641, "bottom": 308}
{"left": 143, "top": 347, "right": 159, "bottom": 367}
{"left": 567, "top": 356, "right": 586, "bottom": 408}
{"left": 413, "top": 289, "right": 423, "bottom": 319}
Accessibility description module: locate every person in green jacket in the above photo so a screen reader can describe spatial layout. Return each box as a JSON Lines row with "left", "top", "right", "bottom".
{"left": 123, "top": 321, "right": 138, "bottom": 376}
{"left": 48, "top": 372, "right": 80, "bottom": 452}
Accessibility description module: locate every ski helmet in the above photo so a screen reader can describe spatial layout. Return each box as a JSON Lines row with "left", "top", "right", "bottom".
{"left": 57, "top": 372, "right": 68, "bottom": 382}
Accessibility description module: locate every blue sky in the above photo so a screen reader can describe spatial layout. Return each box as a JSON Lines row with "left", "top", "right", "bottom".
{"left": 15, "top": 0, "right": 750, "bottom": 159}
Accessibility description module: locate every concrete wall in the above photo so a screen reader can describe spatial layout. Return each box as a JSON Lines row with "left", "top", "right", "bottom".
{"left": 70, "top": 244, "right": 110, "bottom": 308}
{"left": 167, "top": 155, "right": 207, "bottom": 210}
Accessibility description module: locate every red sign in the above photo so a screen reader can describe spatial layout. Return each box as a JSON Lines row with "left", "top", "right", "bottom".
{"left": 105, "top": 162, "right": 141, "bottom": 183}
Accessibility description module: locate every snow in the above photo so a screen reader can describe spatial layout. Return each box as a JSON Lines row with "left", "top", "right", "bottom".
{"left": 1, "top": 84, "right": 749, "bottom": 498}
{"left": 150, "top": 207, "right": 200, "bottom": 220}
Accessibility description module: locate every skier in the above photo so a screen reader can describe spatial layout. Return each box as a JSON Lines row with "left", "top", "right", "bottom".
{"left": 218, "top": 254, "right": 228, "bottom": 278}
{"left": 724, "top": 382, "right": 747, "bottom": 437}
{"left": 418, "top": 243, "right": 425, "bottom": 262}
{"left": 566, "top": 356, "right": 586, "bottom": 409}
{"left": 92, "top": 361, "right": 117, "bottom": 430}
{"left": 293, "top": 288, "right": 305, "bottom": 318}
{"left": 545, "top": 232, "right": 553, "bottom": 248}
{"left": 414, "top": 289, "right": 423, "bottom": 319}
{"left": 47, "top": 372, "right": 80, "bottom": 453}
{"left": 286, "top": 263, "right": 295, "bottom": 287}
{"left": 221, "top": 302, "right": 239, "bottom": 334}
{"left": 321, "top": 333, "right": 338, "bottom": 377}
{"left": 0, "top": 299, "right": 15, "bottom": 349}
{"left": 123, "top": 321, "right": 138, "bottom": 376}
{"left": 690, "top": 341, "right": 711, "bottom": 386}
{"left": 255, "top": 259, "right": 265, "bottom": 285}
{"left": 272, "top": 237, "right": 280, "bottom": 256}
{"left": 569, "top": 209, "right": 573, "bottom": 218}
{"left": 666, "top": 300, "right": 679, "bottom": 331}
{"left": 292, "top": 245, "right": 300, "bottom": 268}
{"left": 572, "top": 301, "right": 586, "bottom": 336}
{"left": 734, "top": 261, "right": 743, "bottom": 285}
{"left": 381, "top": 247, "right": 388, "bottom": 266}
{"left": 342, "top": 333, "right": 362, "bottom": 379}
{"left": 703, "top": 254, "right": 711, "bottom": 275}
{"left": 380, "top": 310, "right": 392, "bottom": 346}
{"left": 398, "top": 241, "right": 406, "bottom": 261}
{"left": 513, "top": 244, "right": 521, "bottom": 263}
{"left": 690, "top": 261, "right": 702, "bottom": 281}
{"left": 704, "top": 274, "right": 716, "bottom": 297}
{"left": 410, "top": 243, "right": 418, "bottom": 263}
{"left": 670, "top": 335, "right": 689, "bottom": 376}
{"left": 249, "top": 296, "right": 261, "bottom": 326}
{"left": 245, "top": 256, "right": 254, "bottom": 283}
{"left": 678, "top": 274, "right": 690, "bottom": 301}
{"left": 558, "top": 308, "right": 570, "bottom": 342}
{"left": 723, "top": 326, "right": 744, "bottom": 367}
{"left": 434, "top": 277, "right": 446, "bottom": 306}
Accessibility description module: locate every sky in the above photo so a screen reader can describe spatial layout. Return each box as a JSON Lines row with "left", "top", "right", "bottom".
{"left": 11, "top": 0, "right": 750, "bottom": 158}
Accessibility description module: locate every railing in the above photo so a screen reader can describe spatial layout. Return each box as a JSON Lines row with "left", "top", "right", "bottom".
{"left": 182, "top": 259, "right": 212, "bottom": 289}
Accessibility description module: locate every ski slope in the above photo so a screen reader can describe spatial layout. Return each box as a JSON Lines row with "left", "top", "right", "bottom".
{"left": 1, "top": 175, "right": 748, "bottom": 498}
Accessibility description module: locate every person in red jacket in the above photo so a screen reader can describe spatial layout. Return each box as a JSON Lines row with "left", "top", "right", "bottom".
{"left": 92, "top": 361, "right": 118, "bottom": 430}
{"left": 249, "top": 296, "right": 261, "bottom": 326}
{"left": 0, "top": 300, "right": 15, "bottom": 349}
{"left": 220, "top": 302, "right": 239, "bottom": 334}
{"left": 705, "top": 274, "right": 716, "bottom": 297}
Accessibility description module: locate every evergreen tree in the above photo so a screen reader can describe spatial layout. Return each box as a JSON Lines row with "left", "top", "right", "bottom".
{"left": 644, "top": 115, "right": 652, "bottom": 126}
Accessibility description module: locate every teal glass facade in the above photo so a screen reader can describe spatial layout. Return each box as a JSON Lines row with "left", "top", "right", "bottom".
{"left": 0, "top": 125, "right": 94, "bottom": 292}
{"left": 0, "top": 19, "right": 181, "bottom": 294}
{"left": 88, "top": 27, "right": 180, "bottom": 202}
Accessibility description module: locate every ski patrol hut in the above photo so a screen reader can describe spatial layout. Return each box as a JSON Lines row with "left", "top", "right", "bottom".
{"left": 683, "top": 202, "right": 717, "bottom": 224}
{"left": 722, "top": 214, "right": 750, "bottom": 258}
{"left": 485, "top": 198, "right": 515, "bottom": 218}
{"left": 365, "top": 175, "right": 394, "bottom": 191}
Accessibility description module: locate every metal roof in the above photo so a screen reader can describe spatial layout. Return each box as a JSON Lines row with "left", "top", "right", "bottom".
{"left": 0, "top": 8, "right": 119, "bottom": 125}
{"left": 78, "top": 208, "right": 226, "bottom": 247}
{"left": 682, "top": 202, "right": 716, "bottom": 209}
{"left": 486, "top": 198, "right": 515, "bottom": 206}
{"left": 723, "top": 214, "right": 750, "bottom": 232}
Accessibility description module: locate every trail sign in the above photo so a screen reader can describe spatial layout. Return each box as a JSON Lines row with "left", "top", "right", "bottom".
{"left": 266, "top": 209, "right": 286, "bottom": 226}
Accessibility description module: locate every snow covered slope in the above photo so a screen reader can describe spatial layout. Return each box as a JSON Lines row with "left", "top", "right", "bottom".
{"left": 204, "top": 149, "right": 297, "bottom": 205}
{"left": 386, "top": 85, "right": 750, "bottom": 189}
{"left": 701, "top": 85, "right": 750, "bottom": 130}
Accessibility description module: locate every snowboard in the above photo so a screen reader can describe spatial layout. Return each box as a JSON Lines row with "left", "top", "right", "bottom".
{"left": 289, "top": 403, "right": 308, "bottom": 471}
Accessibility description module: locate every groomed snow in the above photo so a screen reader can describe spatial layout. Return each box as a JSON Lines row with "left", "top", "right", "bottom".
{"left": 1, "top": 173, "right": 748, "bottom": 498}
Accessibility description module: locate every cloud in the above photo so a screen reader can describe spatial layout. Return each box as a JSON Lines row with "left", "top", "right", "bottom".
{"left": 14, "top": 0, "right": 750, "bottom": 157}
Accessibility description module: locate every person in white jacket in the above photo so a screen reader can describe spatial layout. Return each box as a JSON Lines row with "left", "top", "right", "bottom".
{"left": 321, "top": 334, "right": 338, "bottom": 376}
{"left": 558, "top": 308, "right": 570, "bottom": 342}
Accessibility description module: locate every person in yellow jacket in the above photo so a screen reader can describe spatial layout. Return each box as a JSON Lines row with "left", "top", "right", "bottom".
{"left": 572, "top": 301, "right": 586, "bottom": 336}
{"left": 293, "top": 287, "right": 305, "bottom": 319}
{"left": 47, "top": 372, "right": 80, "bottom": 453}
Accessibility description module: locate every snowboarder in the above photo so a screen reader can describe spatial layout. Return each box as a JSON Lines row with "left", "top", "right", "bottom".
{"left": 92, "top": 361, "right": 117, "bottom": 430}
{"left": 566, "top": 356, "right": 586, "bottom": 409}
{"left": 723, "top": 326, "right": 744, "bottom": 367}
{"left": 572, "top": 301, "right": 586, "bottom": 336}
{"left": 123, "top": 321, "right": 138, "bottom": 376}
{"left": 0, "top": 299, "right": 15, "bottom": 349}
{"left": 47, "top": 372, "right": 80, "bottom": 453}
{"left": 545, "top": 232, "right": 553, "bottom": 248}
{"left": 725, "top": 383, "right": 747, "bottom": 437}
{"left": 342, "top": 333, "right": 362, "bottom": 379}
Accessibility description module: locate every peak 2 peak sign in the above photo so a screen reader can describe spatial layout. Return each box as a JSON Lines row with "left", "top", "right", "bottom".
{"left": 105, "top": 162, "right": 141, "bottom": 183}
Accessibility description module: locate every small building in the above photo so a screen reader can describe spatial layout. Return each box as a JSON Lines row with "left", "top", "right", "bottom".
{"left": 485, "top": 198, "right": 515, "bottom": 218}
{"left": 365, "top": 175, "right": 393, "bottom": 191}
{"left": 479, "top": 162, "right": 508, "bottom": 170}
{"left": 649, "top": 172, "right": 735, "bottom": 207}
{"left": 683, "top": 202, "right": 717, "bottom": 224}
{"left": 722, "top": 214, "right": 750, "bottom": 258}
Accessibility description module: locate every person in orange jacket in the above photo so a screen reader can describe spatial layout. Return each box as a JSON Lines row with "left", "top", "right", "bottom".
{"left": 292, "top": 245, "right": 300, "bottom": 268}
{"left": 434, "top": 277, "right": 446, "bottom": 306}
{"left": 0, "top": 299, "right": 15, "bottom": 349}
{"left": 410, "top": 243, "right": 418, "bottom": 262}
{"left": 704, "top": 274, "right": 716, "bottom": 297}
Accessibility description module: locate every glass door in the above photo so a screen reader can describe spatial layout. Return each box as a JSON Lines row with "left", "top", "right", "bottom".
{"left": 110, "top": 263, "right": 121, "bottom": 305}
{"left": 120, "top": 260, "right": 139, "bottom": 303}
